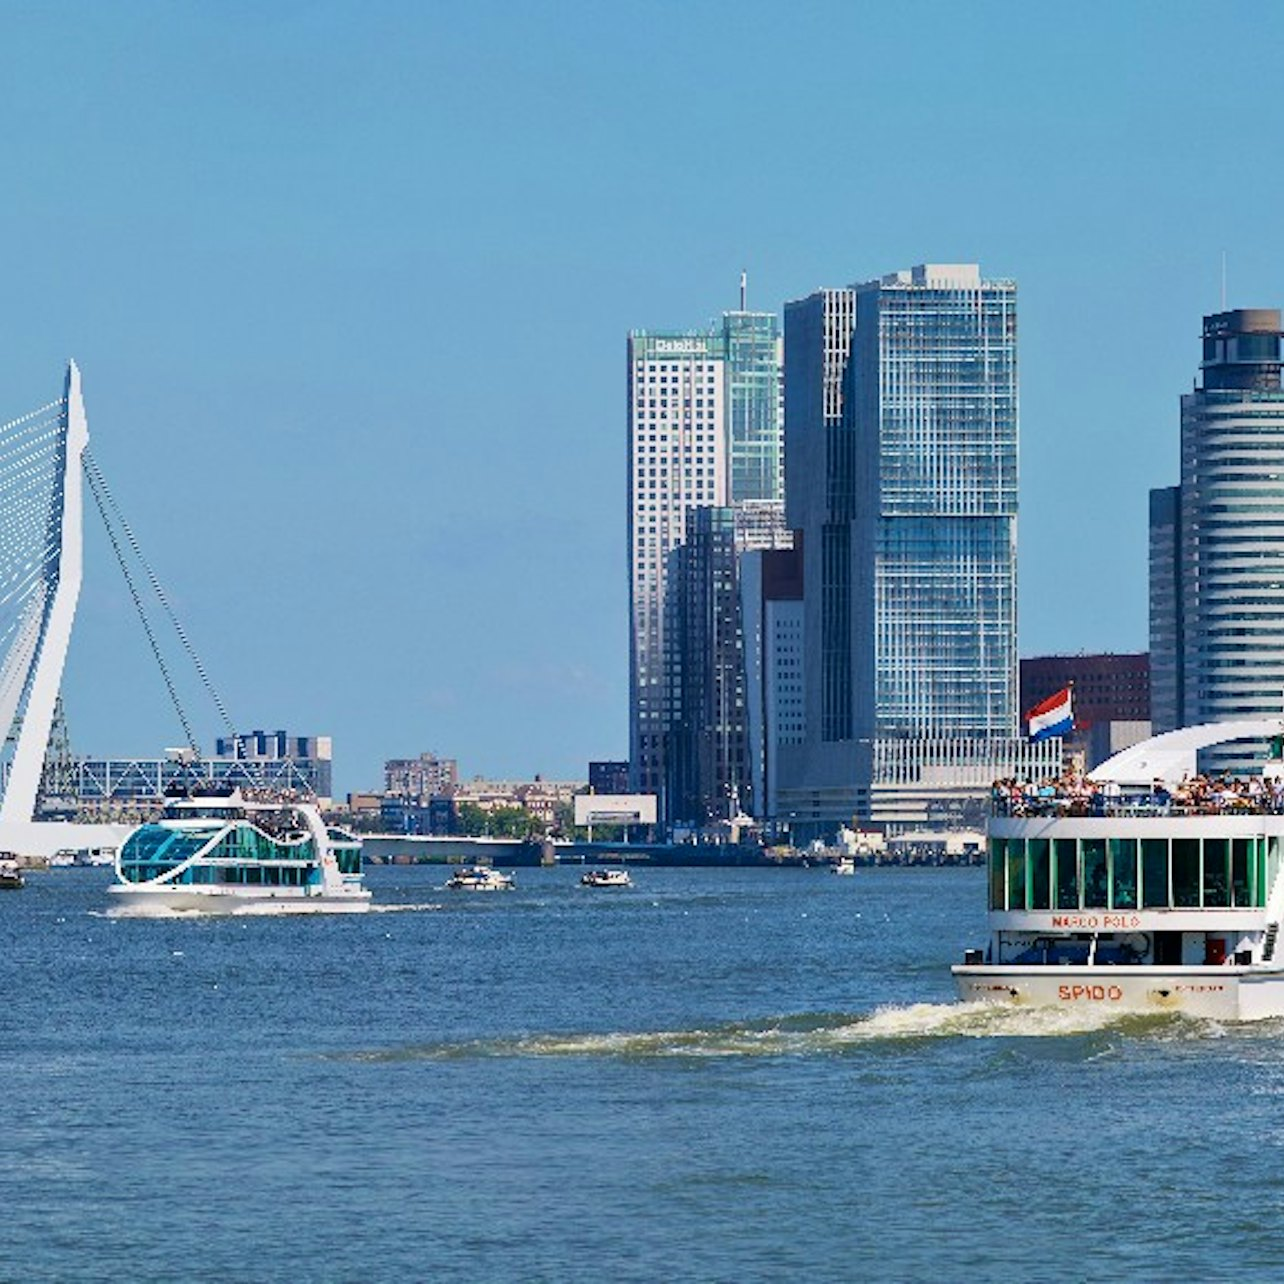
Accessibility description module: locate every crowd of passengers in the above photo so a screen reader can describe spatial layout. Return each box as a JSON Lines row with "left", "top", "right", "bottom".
{"left": 992, "top": 772, "right": 1284, "bottom": 817}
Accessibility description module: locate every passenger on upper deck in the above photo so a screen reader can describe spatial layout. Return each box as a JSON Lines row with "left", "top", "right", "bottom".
{"left": 992, "top": 771, "right": 1284, "bottom": 818}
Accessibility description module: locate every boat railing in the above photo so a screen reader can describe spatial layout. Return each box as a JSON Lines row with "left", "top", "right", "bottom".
{"left": 992, "top": 794, "right": 1284, "bottom": 819}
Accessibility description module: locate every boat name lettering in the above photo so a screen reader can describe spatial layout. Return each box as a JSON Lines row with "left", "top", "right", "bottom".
{"left": 1058, "top": 984, "right": 1125, "bottom": 1002}
{"left": 1049, "top": 913, "right": 1142, "bottom": 930}
{"left": 1173, "top": 983, "right": 1227, "bottom": 994}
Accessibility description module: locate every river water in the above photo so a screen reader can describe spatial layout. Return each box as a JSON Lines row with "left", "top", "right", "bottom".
{"left": 5, "top": 863, "right": 1284, "bottom": 1282}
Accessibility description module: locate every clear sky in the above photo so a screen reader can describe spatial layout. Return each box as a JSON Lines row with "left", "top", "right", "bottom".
{"left": 2, "top": 1, "right": 1281, "bottom": 792}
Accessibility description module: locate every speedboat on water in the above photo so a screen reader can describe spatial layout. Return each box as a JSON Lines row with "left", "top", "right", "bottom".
{"left": 107, "top": 784, "right": 369, "bottom": 914}
{"left": 830, "top": 857, "right": 856, "bottom": 876}
{"left": 0, "top": 857, "right": 24, "bottom": 890}
{"left": 581, "top": 868, "right": 631, "bottom": 888}
{"left": 446, "top": 865, "right": 514, "bottom": 891}
{"left": 954, "top": 719, "right": 1284, "bottom": 1020}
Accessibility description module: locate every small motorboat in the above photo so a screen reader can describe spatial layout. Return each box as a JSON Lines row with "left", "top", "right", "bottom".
{"left": 581, "top": 868, "right": 631, "bottom": 888}
{"left": 830, "top": 857, "right": 856, "bottom": 876}
{"left": 0, "top": 857, "right": 25, "bottom": 890}
{"left": 446, "top": 865, "right": 515, "bottom": 891}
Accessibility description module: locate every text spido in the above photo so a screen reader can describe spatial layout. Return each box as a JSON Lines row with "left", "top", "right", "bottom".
{"left": 1058, "top": 983, "right": 1124, "bottom": 1002}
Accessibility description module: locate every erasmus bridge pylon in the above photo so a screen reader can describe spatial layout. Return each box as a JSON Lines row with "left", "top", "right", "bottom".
{"left": 0, "top": 363, "right": 128, "bottom": 856}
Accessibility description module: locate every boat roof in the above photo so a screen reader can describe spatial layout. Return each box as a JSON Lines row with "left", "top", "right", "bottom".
{"left": 1089, "top": 718, "right": 1284, "bottom": 786}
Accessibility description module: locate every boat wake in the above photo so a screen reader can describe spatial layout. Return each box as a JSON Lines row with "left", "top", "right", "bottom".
{"left": 336, "top": 1001, "right": 1221, "bottom": 1064}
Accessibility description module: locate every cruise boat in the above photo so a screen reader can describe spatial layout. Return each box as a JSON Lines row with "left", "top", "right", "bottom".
{"left": 107, "top": 785, "right": 369, "bottom": 914}
{"left": 0, "top": 857, "right": 24, "bottom": 890}
{"left": 445, "top": 865, "right": 514, "bottom": 891}
{"left": 954, "top": 720, "right": 1284, "bottom": 1019}
{"left": 581, "top": 868, "right": 631, "bottom": 888}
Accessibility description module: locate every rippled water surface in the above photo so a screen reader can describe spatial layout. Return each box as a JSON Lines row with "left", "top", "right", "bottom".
{"left": 5, "top": 863, "right": 1284, "bottom": 1281}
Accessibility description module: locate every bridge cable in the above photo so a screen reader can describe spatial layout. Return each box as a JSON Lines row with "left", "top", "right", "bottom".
{"left": 81, "top": 459, "right": 201, "bottom": 756}
{"left": 82, "top": 449, "right": 237, "bottom": 744}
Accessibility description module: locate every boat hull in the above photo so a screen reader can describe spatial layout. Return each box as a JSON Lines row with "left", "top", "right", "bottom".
{"left": 106, "top": 884, "right": 371, "bottom": 915}
{"left": 953, "top": 963, "right": 1284, "bottom": 1020}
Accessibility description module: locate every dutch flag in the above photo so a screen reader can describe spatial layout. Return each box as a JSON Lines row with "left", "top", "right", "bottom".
{"left": 1026, "top": 685, "right": 1073, "bottom": 742}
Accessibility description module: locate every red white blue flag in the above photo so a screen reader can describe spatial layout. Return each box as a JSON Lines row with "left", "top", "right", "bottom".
{"left": 1026, "top": 686, "right": 1073, "bottom": 742}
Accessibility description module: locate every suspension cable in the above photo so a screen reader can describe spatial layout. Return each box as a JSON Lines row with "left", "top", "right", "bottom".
{"left": 82, "top": 460, "right": 200, "bottom": 756}
{"left": 82, "top": 449, "right": 237, "bottom": 743}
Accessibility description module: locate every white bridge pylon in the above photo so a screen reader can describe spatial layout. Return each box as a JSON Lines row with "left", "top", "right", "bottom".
{"left": 0, "top": 363, "right": 128, "bottom": 857}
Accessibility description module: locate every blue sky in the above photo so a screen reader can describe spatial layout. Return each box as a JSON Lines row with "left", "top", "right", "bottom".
{"left": 1, "top": 2, "right": 1280, "bottom": 791}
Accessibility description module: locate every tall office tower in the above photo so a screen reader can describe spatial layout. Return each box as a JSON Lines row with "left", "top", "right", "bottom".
{"left": 1150, "top": 308, "right": 1284, "bottom": 772}
{"left": 740, "top": 541, "right": 805, "bottom": 821}
{"left": 669, "top": 503, "right": 793, "bottom": 825}
{"left": 628, "top": 330, "right": 728, "bottom": 804}
{"left": 779, "top": 265, "right": 1056, "bottom": 835}
{"left": 627, "top": 307, "right": 783, "bottom": 816}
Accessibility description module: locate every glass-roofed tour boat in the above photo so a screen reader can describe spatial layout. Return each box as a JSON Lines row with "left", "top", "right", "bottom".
{"left": 108, "top": 783, "right": 370, "bottom": 914}
{"left": 954, "top": 720, "right": 1284, "bottom": 1020}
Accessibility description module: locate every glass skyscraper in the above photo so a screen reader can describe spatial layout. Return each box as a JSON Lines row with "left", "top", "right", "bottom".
{"left": 1151, "top": 308, "right": 1284, "bottom": 773}
{"left": 627, "top": 306, "right": 783, "bottom": 818}
{"left": 779, "top": 264, "right": 1054, "bottom": 834}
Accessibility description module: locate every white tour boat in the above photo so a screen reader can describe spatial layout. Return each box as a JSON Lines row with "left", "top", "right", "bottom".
{"left": 954, "top": 719, "right": 1284, "bottom": 1020}
{"left": 107, "top": 785, "right": 369, "bottom": 914}
{"left": 445, "top": 864, "right": 514, "bottom": 891}
{"left": 581, "top": 868, "right": 631, "bottom": 888}
{"left": 0, "top": 857, "right": 25, "bottom": 890}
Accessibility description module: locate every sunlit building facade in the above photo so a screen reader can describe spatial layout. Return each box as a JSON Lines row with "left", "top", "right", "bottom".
{"left": 779, "top": 264, "right": 1056, "bottom": 834}
{"left": 1151, "top": 308, "right": 1284, "bottom": 774}
{"left": 627, "top": 306, "right": 783, "bottom": 817}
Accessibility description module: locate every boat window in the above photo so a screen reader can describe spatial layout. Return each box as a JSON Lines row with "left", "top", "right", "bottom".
{"left": 1109, "top": 838, "right": 1138, "bottom": 909}
{"left": 1232, "top": 838, "right": 1252, "bottom": 907}
{"left": 1082, "top": 839, "right": 1107, "bottom": 909}
{"left": 1141, "top": 839, "right": 1169, "bottom": 908}
{"left": 1203, "top": 838, "right": 1230, "bottom": 908}
{"left": 1265, "top": 839, "right": 1281, "bottom": 909}
{"left": 989, "top": 839, "right": 1005, "bottom": 910}
{"left": 1028, "top": 839, "right": 1050, "bottom": 910}
{"left": 1007, "top": 839, "right": 1026, "bottom": 911}
{"left": 1172, "top": 839, "right": 1201, "bottom": 907}
{"left": 1054, "top": 838, "right": 1079, "bottom": 909}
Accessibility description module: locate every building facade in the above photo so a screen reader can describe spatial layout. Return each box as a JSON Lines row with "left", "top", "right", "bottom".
{"left": 779, "top": 264, "right": 1057, "bottom": 834}
{"left": 1020, "top": 652, "right": 1151, "bottom": 769}
{"left": 1151, "top": 307, "right": 1284, "bottom": 772}
{"left": 384, "top": 752, "right": 458, "bottom": 801}
{"left": 627, "top": 305, "right": 783, "bottom": 818}
{"left": 741, "top": 541, "right": 805, "bottom": 821}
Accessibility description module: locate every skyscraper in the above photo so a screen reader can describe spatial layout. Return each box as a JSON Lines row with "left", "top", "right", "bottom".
{"left": 1151, "top": 308, "right": 1284, "bottom": 771}
{"left": 627, "top": 305, "right": 783, "bottom": 814}
{"left": 779, "top": 264, "right": 1054, "bottom": 833}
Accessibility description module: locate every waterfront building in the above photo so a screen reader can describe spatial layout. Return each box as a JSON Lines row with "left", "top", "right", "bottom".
{"left": 38, "top": 752, "right": 332, "bottom": 817}
{"left": 668, "top": 503, "right": 793, "bottom": 826}
{"left": 627, "top": 300, "right": 783, "bottom": 816}
{"left": 1150, "top": 308, "right": 1284, "bottom": 773}
{"left": 1021, "top": 653, "right": 1151, "bottom": 770}
{"left": 778, "top": 264, "right": 1057, "bottom": 835}
{"left": 215, "top": 729, "right": 333, "bottom": 800}
{"left": 588, "top": 760, "right": 630, "bottom": 795}
{"left": 384, "top": 752, "right": 458, "bottom": 801}
{"left": 740, "top": 541, "right": 805, "bottom": 820}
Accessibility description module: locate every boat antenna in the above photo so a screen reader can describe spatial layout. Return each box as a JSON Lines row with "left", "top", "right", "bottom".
{"left": 1221, "top": 250, "right": 1227, "bottom": 311}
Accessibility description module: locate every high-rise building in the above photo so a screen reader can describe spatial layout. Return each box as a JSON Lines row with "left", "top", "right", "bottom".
{"left": 627, "top": 303, "right": 782, "bottom": 816}
{"left": 741, "top": 541, "right": 805, "bottom": 821}
{"left": 1150, "top": 308, "right": 1284, "bottom": 772}
{"left": 779, "top": 264, "right": 1056, "bottom": 834}
{"left": 384, "top": 752, "right": 458, "bottom": 801}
